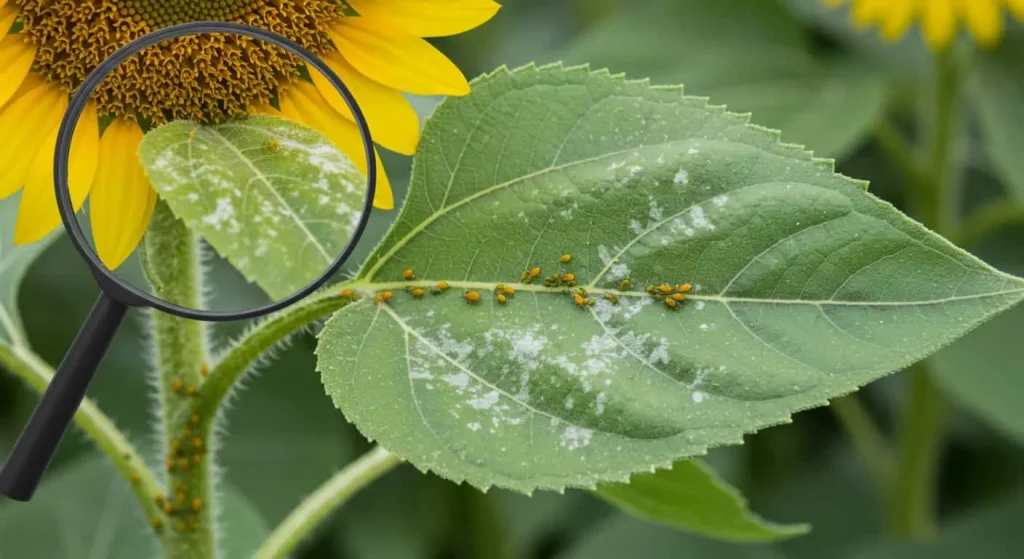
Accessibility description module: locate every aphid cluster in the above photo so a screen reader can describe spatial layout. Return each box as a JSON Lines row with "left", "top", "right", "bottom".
{"left": 646, "top": 282, "right": 692, "bottom": 310}
{"left": 494, "top": 284, "right": 516, "bottom": 305}
{"left": 156, "top": 411, "right": 207, "bottom": 533}
{"left": 571, "top": 287, "right": 596, "bottom": 309}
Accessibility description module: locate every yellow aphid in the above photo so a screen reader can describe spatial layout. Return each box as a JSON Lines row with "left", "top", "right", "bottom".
{"left": 166, "top": 458, "right": 176, "bottom": 472}
{"left": 155, "top": 492, "right": 165, "bottom": 505}
{"left": 151, "top": 516, "right": 163, "bottom": 530}
{"left": 403, "top": 269, "right": 415, "bottom": 280}
{"left": 465, "top": 291, "right": 481, "bottom": 304}
{"left": 192, "top": 498, "right": 203, "bottom": 512}
{"left": 340, "top": 289, "right": 355, "bottom": 299}
{"left": 436, "top": 281, "right": 450, "bottom": 291}
{"left": 619, "top": 279, "right": 631, "bottom": 291}
{"left": 573, "top": 293, "right": 586, "bottom": 307}
{"left": 411, "top": 288, "right": 425, "bottom": 298}
{"left": 678, "top": 283, "right": 693, "bottom": 293}
{"left": 171, "top": 439, "right": 182, "bottom": 452}
{"left": 529, "top": 267, "right": 541, "bottom": 278}
{"left": 671, "top": 293, "right": 686, "bottom": 302}
{"left": 659, "top": 284, "right": 674, "bottom": 294}
{"left": 188, "top": 129, "right": 197, "bottom": 139}
{"left": 187, "top": 385, "right": 197, "bottom": 396}
{"left": 200, "top": 362, "right": 209, "bottom": 376}
{"left": 266, "top": 140, "right": 280, "bottom": 152}
{"left": 560, "top": 254, "right": 572, "bottom": 263}
{"left": 177, "top": 491, "right": 186, "bottom": 505}
{"left": 503, "top": 286, "right": 516, "bottom": 296}
{"left": 497, "top": 293, "right": 508, "bottom": 304}
{"left": 171, "top": 380, "right": 184, "bottom": 393}
{"left": 561, "top": 273, "right": 576, "bottom": 286}
{"left": 164, "top": 503, "right": 174, "bottom": 515}
{"left": 375, "top": 291, "right": 394, "bottom": 304}
{"left": 192, "top": 438, "right": 203, "bottom": 450}
{"left": 191, "top": 414, "right": 200, "bottom": 425}
{"left": 179, "top": 458, "right": 191, "bottom": 471}
{"left": 664, "top": 298, "right": 679, "bottom": 309}
{"left": 606, "top": 293, "right": 620, "bottom": 304}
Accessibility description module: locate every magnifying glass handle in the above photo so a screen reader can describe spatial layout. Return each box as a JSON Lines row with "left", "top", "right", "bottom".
{"left": 0, "top": 293, "right": 128, "bottom": 501}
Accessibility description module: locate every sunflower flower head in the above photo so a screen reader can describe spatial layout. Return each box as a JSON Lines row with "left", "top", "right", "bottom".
{"left": 824, "top": 0, "right": 1024, "bottom": 49}
{"left": 0, "top": 0, "right": 500, "bottom": 268}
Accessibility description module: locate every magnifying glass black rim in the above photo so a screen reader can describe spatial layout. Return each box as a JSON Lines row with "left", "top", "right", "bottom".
{"left": 54, "top": 21, "right": 377, "bottom": 322}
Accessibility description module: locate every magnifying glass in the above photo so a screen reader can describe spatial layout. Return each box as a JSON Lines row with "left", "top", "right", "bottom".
{"left": 0, "top": 21, "right": 376, "bottom": 501}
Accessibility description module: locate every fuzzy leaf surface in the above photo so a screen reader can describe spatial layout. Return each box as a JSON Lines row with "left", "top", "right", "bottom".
{"left": 316, "top": 65, "right": 1024, "bottom": 493}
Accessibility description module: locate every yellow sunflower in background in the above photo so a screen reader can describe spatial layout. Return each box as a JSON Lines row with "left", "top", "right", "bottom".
{"left": 0, "top": 0, "right": 500, "bottom": 268}
{"left": 825, "top": 0, "right": 1024, "bottom": 48}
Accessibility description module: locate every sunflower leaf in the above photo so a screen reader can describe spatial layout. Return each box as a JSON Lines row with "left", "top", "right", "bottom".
{"left": 315, "top": 64, "right": 1024, "bottom": 494}
{"left": 0, "top": 195, "right": 56, "bottom": 347}
{"left": 595, "top": 460, "right": 808, "bottom": 542}
{"left": 138, "top": 115, "right": 366, "bottom": 300}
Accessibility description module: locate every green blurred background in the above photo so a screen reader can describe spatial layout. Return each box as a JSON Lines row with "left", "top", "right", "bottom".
{"left": 3, "top": 0, "right": 1024, "bottom": 557}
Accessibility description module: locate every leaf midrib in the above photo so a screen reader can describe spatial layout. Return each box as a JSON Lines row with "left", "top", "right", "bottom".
{"left": 347, "top": 279, "right": 1024, "bottom": 309}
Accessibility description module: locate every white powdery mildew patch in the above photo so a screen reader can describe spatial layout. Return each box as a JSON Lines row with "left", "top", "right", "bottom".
{"left": 689, "top": 206, "right": 715, "bottom": 231}
{"left": 595, "top": 392, "right": 608, "bottom": 415}
{"left": 713, "top": 195, "right": 729, "bottom": 207}
{"left": 560, "top": 201, "right": 580, "bottom": 219}
{"left": 203, "top": 197, "right": 237, "bottom": 231}
{"left": 560, "top": 426, "right": 594, "bottom": 450}
{"left": 597, "top": 245, "right": 630, "bottom": 282}
{"left": 688, "top": 148, "right": 700, "bottom": 155}
{"left": 674, "top": 168, "right": 689, "bottom": 186}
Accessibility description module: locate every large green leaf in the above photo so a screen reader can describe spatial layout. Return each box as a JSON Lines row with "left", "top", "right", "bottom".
{"left": 316, "top": 64, "right": 1024, "bottom": 494}
{"left": 596, "top": 460, "right": 807, "bottom": 542}
{"left": 971, "top": 37, "right": 1024, "bottom": 203}
{"left": 139, "top": 115, "right": 366, "bottom": 299}
{"left": 561, "top": 0, "right": 886, "bottom": 159}
{"left": 0, "top": 195, "right": 57, "bottom": 347}
{"left": 0, "top": 455, "right": 269, "bottom": 559}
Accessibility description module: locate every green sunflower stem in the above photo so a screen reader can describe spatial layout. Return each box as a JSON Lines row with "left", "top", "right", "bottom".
{"left": 253, "top": 446, "right": 403, "bottom": 559}
{"left": 886, "top": 48, "right": 962, "bottom": 541}
{"left": 142, "top": 201, "right": 217, "bottom": 558}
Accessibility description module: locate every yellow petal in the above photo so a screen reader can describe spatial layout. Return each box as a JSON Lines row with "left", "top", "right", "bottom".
{"left": 961, "top": 0, "right": 1002, "bottom": 47}
{"left": 310, "top": 50, "right": 420, "bottom": 155}
{"left": 0, "top": 77, "right": 66, "bottom": 199}
{"left": 922, "top": 0, "right": 958, "bottom": 49}
{"left": 880, "top": 0, "right": 916, "bottom": 41}
{"left": 89, "top": 119, "right": 157, "bottom": 269}
{"left": 329, "top": 18, "right": 470, "bottom": 96}
{"left": 15, "top": 101, "right": 100, "bottom": 245}
{"left": 278, "top": 85, "right": 394, "bottom": 210}
{"left": 0, "top": 36, "right": 38, "bottom": 110}
{"left": 1008, "top": 0, "right": 1024, "bottom": 21}
{"left": 347, "top": 0, "right": 500, "bottom": 38}
{"left": 850, "top": 0, "right": 888, "bottom": 27}
{"left": 0, "top": 2, "right": 17, "bottom": 39}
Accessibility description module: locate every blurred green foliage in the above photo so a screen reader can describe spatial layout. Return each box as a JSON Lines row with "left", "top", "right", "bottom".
{"left": 3, "top": 0, "right": 1024, "bottom": 557}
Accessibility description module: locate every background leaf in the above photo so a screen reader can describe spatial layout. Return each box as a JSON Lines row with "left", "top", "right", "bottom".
{"left": 0, "top": 455, "right": 268, "bottom": 559}
{"left": 560, "top": 0, "right": 887, "bottom": 158}
{"left": 971, "top": 36, "right": 1024, "bottom": 202}
{"left": 0, "top": 195, "right": 57, "bottom": 347}
{"left": 596, "top": 460, "right": 807, "bottom": 542}
{"left": 139, "top": 115, "right": 367, "bottom": 300}
{"left": 316, "top": 64, "right": 1023, "bottom": 494}
{"left": 557, "top": 513, "right": 785, "bottom": 559}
